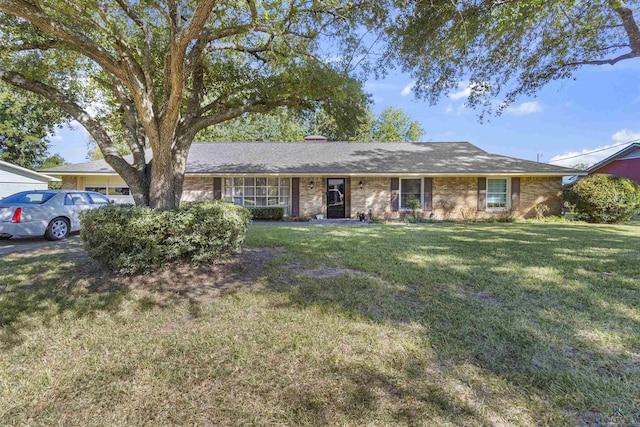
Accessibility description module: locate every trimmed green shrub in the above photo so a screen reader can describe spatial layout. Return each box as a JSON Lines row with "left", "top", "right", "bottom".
{"left": 80, "top": 201, "right": 251, "bottom": 274}
{"left": 565, "top": 174, "right": 640, "bottom": 223}
{"left": 247, "top": 206, "right": 284, "bottom": 220}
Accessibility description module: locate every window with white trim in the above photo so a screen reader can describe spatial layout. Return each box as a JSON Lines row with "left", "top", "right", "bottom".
{"left": 400, "top": 178, "right": 422, "bottom": 210}
{"left": 224, "top": 177, "right": 291, "bottom": 215}
{"left": 486, "top": 178, "right": 508, "bottom": 210}
{"left": 85, "top": 186, "right": 130, "bottom": 196}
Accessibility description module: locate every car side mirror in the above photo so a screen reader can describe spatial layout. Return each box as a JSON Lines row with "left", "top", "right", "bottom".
{"left": 109, "top": 199, "right": 115, "bottom": 204}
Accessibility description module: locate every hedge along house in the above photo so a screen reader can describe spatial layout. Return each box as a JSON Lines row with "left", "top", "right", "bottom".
{"left": 43, "top": 137, "right": 583, "bottom": 219}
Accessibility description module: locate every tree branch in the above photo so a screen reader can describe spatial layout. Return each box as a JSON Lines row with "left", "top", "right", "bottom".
{"left": 609, "top": 0, "right": 640, "bottom": 53}
{"left": 564, "top": 50, "right": 639, "bottom": 66}
{"left": 0, "top": 0, "right": 126, "bottom": 81}
{"left": 4, "top": 39, "right": 68, "bottom": 51}
{"left": 161, "top": 1, "right": 216, "bottom": 141}
{"left": 0, "top": 65, "right": 134, "bottom": 173}
{"left": 191, "top": 98, "right": 294, "bottom": 136}
{"left": 111, "top": 82, "right": 147, "bottom": 171}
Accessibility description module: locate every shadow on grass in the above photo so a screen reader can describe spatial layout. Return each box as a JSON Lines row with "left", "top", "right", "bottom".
{"left": 0, "top": 242, "right": 129, "bottom": 349}
{"left": 258, "top": 222, "right": 640, "bottom": 423}
{"left": 0, "top": 239, "right": 282, "bottom": 349}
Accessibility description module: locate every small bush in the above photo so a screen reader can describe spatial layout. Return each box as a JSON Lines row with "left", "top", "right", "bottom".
{"left": 534, "top": 203, "right": 550, "bottom": 220}
{"left": 81, "top": 201, "right": 251, "bottom": 274}
{"left": 565, "top": 174, "right": 640, "bottom": 223}
{"left": 247, "top": 206, "right": 284, "bottom": 220}
{"left": 407, "top": 198, "right": 421, "bottom": 219}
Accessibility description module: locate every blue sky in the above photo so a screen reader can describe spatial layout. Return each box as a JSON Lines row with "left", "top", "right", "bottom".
{"left": 50, "top": 60, "right": 640, "bottom": 168}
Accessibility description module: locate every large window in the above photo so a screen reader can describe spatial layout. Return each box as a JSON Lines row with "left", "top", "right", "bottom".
{"left": 400, "top": 178, "right": 422, "bottom": 210}
{"left": 224, "top": 177, "right": 291, "bottom": 215}
{"left": 487, "top": 178, "right": 508, "bottom": 210}
{"left": 85, "top": 186, "right": 130, "bottom": 196}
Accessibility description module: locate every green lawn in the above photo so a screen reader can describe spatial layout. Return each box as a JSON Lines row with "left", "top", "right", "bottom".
{"left": 1, "top": 222, "right": 639, "bottom": 426}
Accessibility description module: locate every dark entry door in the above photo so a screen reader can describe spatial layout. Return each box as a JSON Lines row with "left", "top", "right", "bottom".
{"left": 326, "top": 178, "right": 345, "bottom": 218}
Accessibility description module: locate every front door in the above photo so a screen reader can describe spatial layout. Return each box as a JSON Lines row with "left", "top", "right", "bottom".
{"left": 326, "top": 178, "right": 345, "bottom": 218}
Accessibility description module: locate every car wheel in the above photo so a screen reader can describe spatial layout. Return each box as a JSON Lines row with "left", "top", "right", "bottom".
{"left": 44, "top": 217, "right": 70, "bottom": 241}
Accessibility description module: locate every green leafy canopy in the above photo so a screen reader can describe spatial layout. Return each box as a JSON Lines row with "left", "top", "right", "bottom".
{"left": 0, "top": 82, "right": 67, "bottom": 169}
{"left": 0, "top": 1, "right": 369, "bottom": 207}
{"left": 367, "top": 1, "right": 640, "bottom": 115}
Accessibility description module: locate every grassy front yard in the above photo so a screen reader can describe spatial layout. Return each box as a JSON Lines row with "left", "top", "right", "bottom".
{"left": 1, "top": 222, "right": 639, "bottom": 425}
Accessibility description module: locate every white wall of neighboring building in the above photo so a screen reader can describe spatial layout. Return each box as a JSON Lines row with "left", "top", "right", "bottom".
{"left": 0, "top": 162, "right": 55, "bottom": 198}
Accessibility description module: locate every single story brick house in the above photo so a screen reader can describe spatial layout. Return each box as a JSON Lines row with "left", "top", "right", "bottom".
{"left": 586, "top": 142, "right": 640, "bottom": 185}
{"left": 0, "top": 160, "right": 60, "bottom": 199}
{"left": 43, "top": 138, "right": 583, "bottom": 220}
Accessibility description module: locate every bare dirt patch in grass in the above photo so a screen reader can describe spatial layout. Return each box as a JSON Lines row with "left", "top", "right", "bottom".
{"left": 122, "top": 246, "right": 285, "bottom": 299}
{"left": 73, "top": 247, "right": 286, "bottom": 302}
{"left": 4, "top": 239, "right": 285, "bottom": 304}
{"left": 454, "top": 286, "right": 504, "bottom": 306}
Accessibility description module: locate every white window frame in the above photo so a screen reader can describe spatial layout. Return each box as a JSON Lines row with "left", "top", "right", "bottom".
{"left": 486, "top": 177, "right": 510, "bottom": 211}
{"left": 399, "top": 177, "right": 424, "bottom": 211}
{"left": 223, "top": 177, "right": 292, "bottom": 216}
{"left": 84, "top": 186, "right": 131, "bottom": 196}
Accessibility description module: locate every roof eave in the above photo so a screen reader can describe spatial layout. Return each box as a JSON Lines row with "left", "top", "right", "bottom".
{"left": 586, "top": 143, "right": 640, "bottom": 173}
{"left": 0, "top": 160, "right": 62, "bottom": 182}
{"left": 52, "top": 171, "right": 586, "bottom": 177}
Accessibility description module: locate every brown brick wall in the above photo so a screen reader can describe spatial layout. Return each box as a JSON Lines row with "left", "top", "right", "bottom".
{"left": 520, "top": 177, "right": 563, "bottom": 218}
{"left": 298, "top": 176, "right": 325, "bottom": 218}
{"left": 432, "top": 177, "right": 478, "bottom": 220}
{"left": 181, "top": 177, "right": 214, "bottom": 202}
{"left": 347, "top": 176, "right": 563, "bottom": 220}
{"left": 350, "top": 177, "right": 391, "bottom": 218}
{"left": 61, "top": 176, "right": 78, "bottom": 190}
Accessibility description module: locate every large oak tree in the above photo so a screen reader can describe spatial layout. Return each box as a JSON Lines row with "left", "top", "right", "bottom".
{"left": 369, "top": 1, "right": 640, "bottom": 114}
{"left": 0, "top": 1, "right": 366, "bottom": 207}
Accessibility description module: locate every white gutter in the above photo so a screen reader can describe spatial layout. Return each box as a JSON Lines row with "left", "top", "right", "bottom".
{"left": 0, "top": 160, "right": 61, "bottom": 182}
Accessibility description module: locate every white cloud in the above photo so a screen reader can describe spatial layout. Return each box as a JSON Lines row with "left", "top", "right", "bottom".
{"left": 401, "top": 81, "right": 415, "bottom": 96}
{"left": 448, "top": 81, "right": 493, "bottom": 101}
{"left": 549, "top": 128, "right": 640, "bottom": 168}
{"left": 611, "top": 128, "right": 640, "bottom": 144}
{"left": 49, "top": 130, "right": 64, "bottom": 142}
{"left": 445, "top": 104, "right": 453, "bottom": 113}
{"left": 506, "top": 101, "right": 542, "bottom": 115}
{"left": 449, "top": 85, "right": 471, "bottom": 100}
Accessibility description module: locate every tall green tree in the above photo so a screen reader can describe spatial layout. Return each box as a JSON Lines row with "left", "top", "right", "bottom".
{"left": 369, "top": 1, "right": 640, "bottom": 114}
{"left": 369, "top": 107, "right": 424, "bottom": 142}
{"left": 38, "top": 153, "right": 67, "bottom": 189}
{"left": 0, "top": 1, "right": 367, "bottom": 208}
{"left": 195, "top": 105, "right": 424, "bottom": 142}
{"left": 196, "top": 108, "right": 306, "bottom": 142}
{"left": 0, "top": 82, "right": 66, "bottom": 169}
{"left": 38, "top": 153, "right": 67, "bottom": 169}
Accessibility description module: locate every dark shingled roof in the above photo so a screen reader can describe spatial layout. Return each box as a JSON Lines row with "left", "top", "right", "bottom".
{"left": 43, "top": 141, "right": 581, "bottom": 175}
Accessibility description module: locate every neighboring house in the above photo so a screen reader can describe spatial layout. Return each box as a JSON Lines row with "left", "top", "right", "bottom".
{"left": 42, "top": 138, "right": 583, "bottom": 219}
{"left": 0, "top": 160, "right": 61, "bottom": 199}
{"left": 586, "top": 143, "right": 640, "bottom": 185}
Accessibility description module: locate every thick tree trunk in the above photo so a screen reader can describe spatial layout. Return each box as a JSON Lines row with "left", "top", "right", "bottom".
{"left": 149, "top": 144, "right": 177, "bottom": 209}
{"left": 137, "top": 133, "right": 194, "bottom": 209}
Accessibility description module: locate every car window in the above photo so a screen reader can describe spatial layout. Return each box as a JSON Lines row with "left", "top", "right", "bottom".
{"left": 1, "top": 192, "right": 56, "bottom": 204}
{"left": 88, "top": 193, "right": 110, "bottom": 204}
{"left": 64, "top": 193, "right": 91, "bottom": 205}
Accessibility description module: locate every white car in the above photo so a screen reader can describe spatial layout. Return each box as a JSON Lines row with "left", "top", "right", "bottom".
{"left": 0, "top": 190, "right": 112, "bottom": 240}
